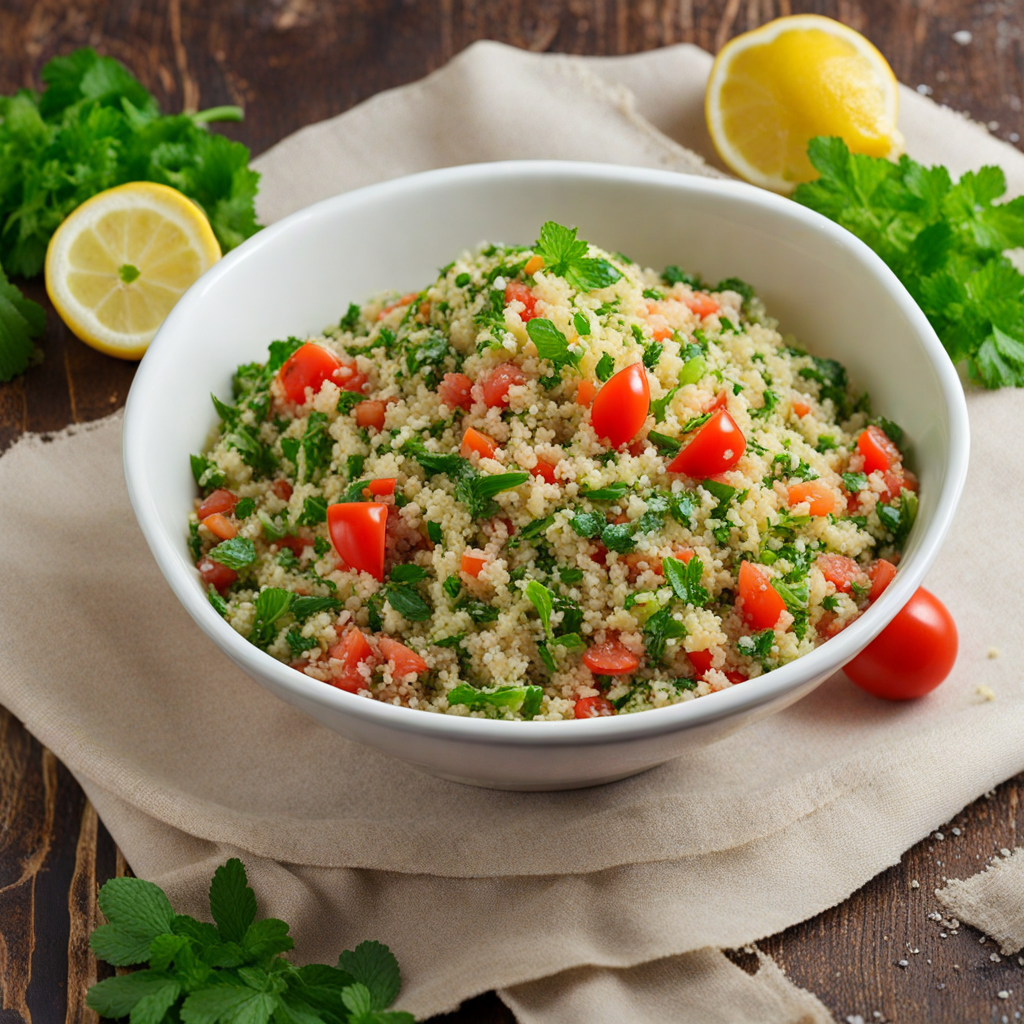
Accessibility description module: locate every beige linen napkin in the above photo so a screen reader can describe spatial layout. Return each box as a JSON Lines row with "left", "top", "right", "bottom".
{"left": 3, "top": 41, "right": 1024, "bottom": 1021}
{"left": 936, "top": 849, "right": 1024, "bottom": 956}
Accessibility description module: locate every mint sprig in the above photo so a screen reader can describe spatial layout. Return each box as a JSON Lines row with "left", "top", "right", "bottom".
{"left": 86, "top": 857, "right": 415, "bottom": 1024}
{"left": 533, "top": 221, "right": 622, "bottom": 293}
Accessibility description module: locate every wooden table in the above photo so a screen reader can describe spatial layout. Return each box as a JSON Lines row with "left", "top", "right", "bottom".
{"left": 2, "top": 3, "right": 1022, "bottom": 1021}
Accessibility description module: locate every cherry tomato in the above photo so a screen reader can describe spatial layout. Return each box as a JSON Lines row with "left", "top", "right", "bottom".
{"left": 438, "top": 372, "right": 474, "bottom": 411}
{"left": 787, "top": 480, "right": 837, "bottom": 517}
{"left": 271, "top": 479, "right": 293, "bottom": 501}
{"left": 530, "top": 458, "right": 558, "bottom": 484}
{"left": 704, "top": 388, "right": 729, "bottom": 413}
{"left": 505, "top": 280, "right": 539, "bottom": 321}
{"left": 482, "top": 362, "right": 526, "bottom": 407}
{"left": 857, "top": 425, "right": 902, "bottom": 474}
{"left": 590, "top": 363, "right": 650, "bottom": 448}
{"left": 364, "top": 478, "right": 396, "bottom": 497}
{"left": 354, "top": 400, "right": 386, "bottom": 430}
{"left": 378, "top": 636, "right": 428, "bottom": 677}
{"left": 327, "top": 502, "right": 388, "bottom": 581}
{"left": 683, "top": 292, "right": 719, "bottom": 318}
{"left": 327, "top": 628, "right": 375, "bottom": 693}
{"left": 723, "top": 670, "right": 747, "bottom": 685}
{"left": 574, "top": 696, "right": 615, "bottom": 718}
{"left": 335, "top": 362, "right": 368, "bottom": 394}
{"left": 583, "top": 637, "right": 640, "bottom": 675}
{"left": 197, "top": 555, "right": 237, "bottom": 594}
{"left": 867, "top": 558, "right": 898, "bottom": 602}
{"left": 738, "top": 561, "right": 786, "bottom": 631}
{"left": 687, "top": 649, "right": 714, "bottom": 677}
{"left": 278, "top": 343, "right": 344, "bottom": 404}
{"left": 202, "top": 512, "right": 237, "bottom": 541}
{"left": 461, "top": 427, "right": 498, "bottom": 460}
{"left": 668, "top": 408, "right": 746, "bottom": 478}
{"left": 844, "top": 587, "right": 957, "bottom": 700}
{"left": 461, "top": 552, "right": 487, "bottom": 577}
{"left": 197, "top": 489, "right": 238, "bottom": 520}
{"left": 576, "top": 379, "right": 597, "bottom": 407}
{"left": 817, "top": 553, "right": 868, "bottom": 595}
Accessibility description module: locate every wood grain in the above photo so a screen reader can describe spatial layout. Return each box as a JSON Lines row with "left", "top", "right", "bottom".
{"left": 1, "top": 2, "right": 1022, "bottom": 1021}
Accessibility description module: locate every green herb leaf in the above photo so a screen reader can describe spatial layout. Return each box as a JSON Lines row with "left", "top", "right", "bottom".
{"left": 662, "top": 555, "right": 709, "bottom": 608}
{"left": 841, "top": 471, "right": 869, "bottom": 492}
{"left": 581, "top": 481, "right": 630, "bottom": 501}
{"left": 0, "top": 264, "right": 45, "bottom": 382}
{"left": 526, "top": 317, "right": 580, "bottom": 373}
{"left": 447, "top": 683, "right": 543, "bottom": 715}
{"left": 337, "top": 391, "right": 368, "bottom": 413}
{"left": 250, "top": 587, "right": 294, "bottom": 648}
{"left": 208, "top": 537, "right": 256, "bottom": 571}
{"left": 595, "top": 352, "right": 615, "bottom": 381}
{"left": 524, "top": 580, "right": 554, "bottom": 638}
{"left": 643, "top": 607, "right": 687, "bottom": 664}
{"left": 190, "top": 454, "right": 226, "bottom": 491}
{"left": 877, "top": 487, "right": 919, "bottom": 548}
{"left": 296, "top": 494, "right": 327, "bottom": 525}
{"left": 534, "top": 221, "right": 623, "bottom": 292}
{"left": 337, "top": 940, "right": 402, "bottom": 1010}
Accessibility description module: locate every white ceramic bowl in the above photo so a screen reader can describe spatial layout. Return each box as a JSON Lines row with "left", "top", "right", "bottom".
{"left": 123, "top": 161, "right": 969, "bottom": 790}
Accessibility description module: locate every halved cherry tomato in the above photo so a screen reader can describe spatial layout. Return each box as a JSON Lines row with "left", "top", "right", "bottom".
{"left": 272, "top": 479, "right": 293, "bottom": 501}
{"left": 327, "top": 628, "right": 375, "bottom": 693}
{"left": 377, "top": 292, "right": 417, "bottom": 319}
{"left": 576, "top": 379, "right": 598, "bottom": 407}
{"left": 378, "top": 636, "right": 428, "bottom": 677}
{"left": 844, "top": 587, "right": 957, "bottom": 700}
{"left": 278, "top": 343, "right": 344, "bottom": 404}
{"left": 202, "top": 512, "right": 237, "bottom": 540}
{"left": 684, "top": 292, "right": 719, "bottom": 318}
{"left": 505, "top": 281, "right": 539, "bottom": 321}
{"left": 482, "top": 362, "right": 526, "bottom": 407}
{"left": 531, "top": 458, "right": 558, "bottom": 484}
{"left": 583, "top": 637, "right": 640, "bottom": 675}
{"left": 787, "top": 480, "right": 837, "bottom": 517}
{"left": 668, "top": 408, "right": 746, "bottom": 478}
{"left": 461, "top": 552, "right": 487, "bottom": 577}
{"left": 523, "top": 255, "right": 544, "bottom": 277}
{"left": 738, "top": 561, "right": 786, "bottom": 631}
{"left": 438, "top": 372, "right": 474, "bottom": 411}
{"left": 364, "top": 478, "right": 396, "bottom": 497}
{"left": 197, "top": 556, "right": 237, "bottom": 594}
{"left": 687, "top": 649, "right": 714, "bottom": 677}
{"left": 724, "top": 670, "right": 747, "bottom": 685}
{"left": 705, "top": 388, "right": 729, "bottom": 413}
{"left": 857, "top": 425, "right": 902, "bottom": 474}
{"left": 817, "top": 553, "right": 868, "bottom": 595}
{"left": 792, "top": 400, "right": 810, "bottom": 418}
{"left": 590, "top": 363, "right": 650, "bottom": 448}
{"left": 327, "top": 502, "right": 388, "bottom": 581}
{"left": 574, "top": 696, "right": 615, "bottom": 718}
{"left": 461, "top": 427, "right": 498, "bottom": 460}
{"left": 197, "top": 489, "right": 238, "bottom": 519}
{"left": 354, "top": 400, "right": 386, "bottom": 430}
{"left": 867, "top": 558, "right": 898, "bottom": 602}
{"left": 335, "top": 362, "right": 368, "bottom": 394}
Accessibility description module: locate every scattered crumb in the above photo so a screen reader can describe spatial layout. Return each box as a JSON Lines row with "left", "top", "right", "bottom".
{"left": 952, "top": 828, "right": 962, "bottom": 836}
{"left": 1011, "top": 132, "right": 1020, "bottom": 143}
{"left": 916, "top": 84, "right": 933, "bottom": 96}
{"left": 911, "top": 879, "right": 920, "bottom": 889}
{"left": 845, "top": 1016, "right": 865, "bottom": 1024}
{"left": 935, "top": 832, "right": 946, "bottom": 841}
{"left": 988, "top": 647, "right": 1001, "bottom": 659}
{"left": 952, "top": 29, "right": 973, "bottom": 44}
{"left": 898, "top": 959, "right": 909, "bottom": 968}
{"left": 989, "top": 121, "right": 1001, "bottom": 131}
{"left": 977, "top": 684, "right": 996, "bottom": 701}
{"left": 992, "top": 953, "right": 1003, "bottom": 963}
{"left": 999, "top": 991, "right": 1010, "bottom": 1000}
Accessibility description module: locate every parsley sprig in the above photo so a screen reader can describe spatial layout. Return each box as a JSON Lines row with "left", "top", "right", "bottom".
{"left": 533, "top": 221, "right": 623, "bottom": 292}
{"left": 86, "top": 857, "right": 414, "bottom": 1024}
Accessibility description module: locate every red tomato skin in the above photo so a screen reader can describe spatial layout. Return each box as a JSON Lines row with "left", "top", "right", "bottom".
{"left": 461, "top": 427, "right": 498, "bottom": 460}
{"left": 684, "top": 292, "right": 719, "bottom": 318}
{"left": 738, "top": 561, "right": 786, "bottom": 631}
{"left": 705, "top": 388, "right": 729, "bottom": 414}
{"left": 787, "top": 480, "right": 837, "bottom": 517}
{"left": 335, "top": 363, "right": 369, "bottom": 394}
{"left": 365, "top": 478, "right": 396, "bottom": 497}
{"left": 197, "top": 489, "right": 238, "bottom": 519}
{"left": 482, "top": 363, "right": 526, "bottom": 407}
{"left": 574, "top": 696, "right": 615, "bottom": 718}
{"left": 202, "top": 512, "right": 237, "bottom": 541}
{"left": 583, "top": 638, "right": 640, "bottom": 676}
{"left": 276, "top": 535, "right": 312, "bottom": 556}
{"left": 724, "top": 670, "right": 747, "bottom": 685}
{"left": 531, "top": 458, "right": 558, "bottom": 484}
{"left": 687, "top": 649, "right": 714, "bottom": 677}
{"left": 858, "top": 425, "right": 902, "bottom": 474}
{"left": 667, "top": 408, "right": 746, "bottom": 478}
{"left": 327, "top": 628, "right": 375, "bottom": 693}
{"left": 461, "top": 552, "right": 487, "bottom": 577}
{"left": 197, "top": 556, "right": 237, "bottom": 594}
{"left": 438, "top": 372, "right": 474, "bottom": 411}
{"left": 844, "top": 588, "right": 957, "bottom": 700}
{"left": 590, "top": 363, "right": 650, "bottom": 448}
{"left": 505, "top": 281, "right": 539, "bottom": 321}
{"left": 817, "top": 554, "right": 868, "bottom": 595}
{"left": 378, "top": 636, "right": 428, "bottom": 676}
{"left": 576, "top": 379, "right": 597, "bottom": 407}
{"left": 272, "top": 479, "right": 293, "bottom": 501}
{"left": 867, "top": 559, "right": 898, "bottom": 602}
{"left": 327, "top": 502, "right": 388, "bottom": 581}
{"left": 354, "top": 400, "right": 386, "bottom": 430}
{"left": 278, "top": 343, "right": 344, "bottom": 404}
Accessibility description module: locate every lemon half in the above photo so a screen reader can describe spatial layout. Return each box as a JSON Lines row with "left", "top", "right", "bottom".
{"left": 706, "top": 15, "right": 903, "bottom": 194}
{"left": 45, "top": 182, "right": 221, "bottom": 359}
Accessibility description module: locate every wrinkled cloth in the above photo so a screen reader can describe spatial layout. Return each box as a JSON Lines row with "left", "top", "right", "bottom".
{"left": 937, "top": 848, "right": 1024, "bottom": 955}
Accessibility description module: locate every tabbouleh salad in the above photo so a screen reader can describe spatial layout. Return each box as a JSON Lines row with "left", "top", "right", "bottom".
{"left": 188, "top": 221, "right": 918, "bottom": 721}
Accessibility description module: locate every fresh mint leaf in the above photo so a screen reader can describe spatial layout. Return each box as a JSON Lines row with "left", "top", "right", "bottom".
{"left": 534, "top": 221, "right": 622, "bottom": 292}
{"left": 296, "top": 495, "right": 327, "bottom": 526}
{"left": 600, "top": 522, "right": 635, "bottom": 554}
{"left": 569, "top": 510, "right": 603, "bottom": 538}
{"left": 595, "top": 353, "right": 615, "bottom": 381}
{"left": 86, "top": 972, "right": 180, "bottom": 1019}
{"left": 581, "top": 481, "right": 630, "bottom": 501}
{"left": 525, "top": 580, "right": 554, "bottom": 638}
{"left": 643, "top": 607, "right": 687, "bottom": 664}
{"left": 662, "top": 555, "right": 709, "bottom": 608}
{"left": 447, "top": 682, "right": 543, "bottom": 715}
{"left": 292, "top": 595, "right": 341, "bottom": 620}
{"left": 526, "top": 317, "right": 580, "bottom": 373}
{"left": 336, "top": 940, "right": 402, "bottom": 1011}
{"left": 190, "top": 454, "right": 226, "bottom": 491}
{"left": 90, "top": 877, "right": 175, "bottom": 966}
{"left": 385, "top": 582, "right": 432, "bottom": 622}
{"left": 208, "top": 537, "right": 255, "bottom": 571}
{"left": 573, "top": 310, "right": 591, "bottom": 335}
{"left": 842, "top": 471, "right": 869, "bottom": 492}
{"left": 209, "top": 857, "right": 257, "bottom": 944}
{"left": 250, "top": 588, "right": 294, "bottom": 648}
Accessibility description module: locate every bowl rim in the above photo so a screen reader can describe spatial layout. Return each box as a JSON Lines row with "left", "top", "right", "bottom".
{"left": 123, "top": 158, "right": 971, "bottom": 749}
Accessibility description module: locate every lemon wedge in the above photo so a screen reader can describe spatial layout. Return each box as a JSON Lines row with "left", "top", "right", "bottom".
{"left": 45, "top": 182, "right": 221, "bottom": 359}
{"left": 705, "top": 15, "right": 903, "bottom": 194}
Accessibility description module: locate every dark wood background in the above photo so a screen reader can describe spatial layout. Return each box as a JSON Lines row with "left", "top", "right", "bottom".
{"left": 2, "top": 2, "right": 1023, "bottom": 1021}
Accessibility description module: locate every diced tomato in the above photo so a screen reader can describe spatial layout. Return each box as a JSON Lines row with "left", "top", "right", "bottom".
{"left": 354, "top": 400, "right": 386, "bottom": 430}
{"left": 724, "top": 670, "right": 747, "bottom": 685}
{"left": 857, "top": 425, "right": 902, "bottom": 474}
{"left": 738, "top": 561, "right": 786, "bottom": 631}
{"left": 276, "top": 534, "right": 311, "bottom": 556}
{"left": 786, "top": 480, "right": 837, "bottom": 517}
{"left": 334, "top": 361, "right": 369, "bottom": 394}
{"left": 684, "top": 292, "right": 719, "bottom": 318}
{"left": 378, "top": 636, "right": 428, "bottom": 677}
{"left": 817, "top": 553, "right": 868, "bottom": 595}
{"left": 879, "top": 466, "right": 918, "bottom": 504}
{"left": 505, "top": 281, "right": 539, "bottom": 321}
{"left": 531, "top": 458, "right": 558, "bottom": 484}
{"left": 583, "top": 636, "right": 640, "bottom": 675}
{"left": 704, "top": 388, "right": 729, "bottom": 413}
{"left": 576, "top": 379, "right": 598, "bottom": 407}
{"left": 792, "top": 400, "right": 810, "bottom": 418}
{"left": 461, "top": 426, "right": 499, "bottom": 460}
{"left": 197, "top": 556, "right": 237, "bottom": 594}
{"left": 574, "top": 696, "right": 615, "bottom": 718}
{"left": 816, "top": 611, "right": 845, "bottom": 640}
{"left": 687, "top": 649, "right": 714, "bottom": 677}
{"left": 668, "top": 408, "right": 746, "bottom": 478}
{"left": 271, "top": 479, "right": 293, "bottom": 501}
{"left": 327, "top": 628, "right": 375, "bottom": 693}
{"left": 523, "top": 255, "right": 545, "bottom": 277}
{"left": 202, "top": 512, "right": 237, "bottom": 540}
{"left": 197, "top": 489, "right": 238, "bottom": 519}
{"left": 278, "top": 343, "right": 344, "bottom": 404}
{"left": 461, "top": 552, "right": 487, "bottom": 577}
{"left": 438, "top": 372, "right": 474, "bottom": 411}
{"left": 589, "top": 543, "right": 608, "bottom": 566}
{"left": 327, "top": 502, "right": 388, "bottom": 581}
{"left": 482, "top": 362, "right": 527, "bottom": 407}
{"left": 377, "top": 292, "right": 417, "bottom": 319}
{"left": 868, "top": 558, "right": 898, "bottom": 602}
{"left": 676, "top": 548, "right": 695, "bottom": 564}
{"left": 364, "top": 478, "right": 396, "bottom": 497}
{"left": 590, "top": 363, "right": 650, "bottom": 448}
